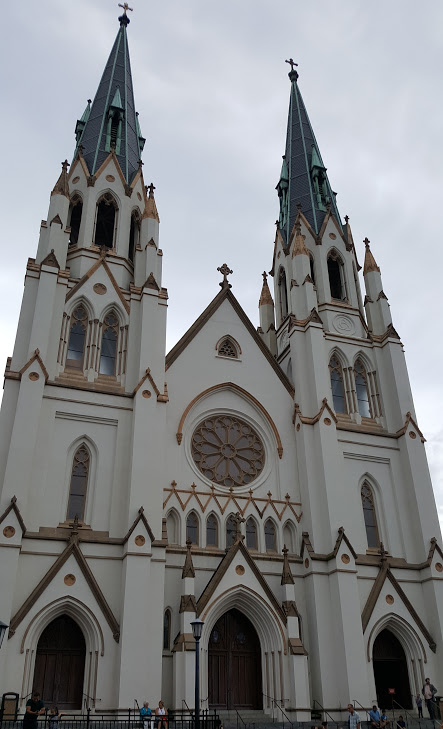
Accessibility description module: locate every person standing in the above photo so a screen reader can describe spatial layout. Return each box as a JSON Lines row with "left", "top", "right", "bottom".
{"left": 48, "top": 707, "right": 64, "bottom": 729}
{"left": 23, "top": 692, "right": 45, "bottom": 729}
{"left": 416, "top": 694, "right": 423, "bottom": 719}
{"left": 422, "top": 677, "right": 437, "bottom": 720}
{"left": 347, "top": 704, "right": 361, "bottom": 729}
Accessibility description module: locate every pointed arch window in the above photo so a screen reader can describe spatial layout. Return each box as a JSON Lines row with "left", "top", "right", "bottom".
{"left": 128, "top": 210, "right": 141, "bottom": 263}
{"left": 246, "top": 517, "right": 258, "bottom": 550}
{"left": 327, "top": 250, "right": 346, "bottom": 301}
{"left": 309, "top": 255, "right": 316, "bottom": 287}
{"left": 206, "top": 514, "right": 218, "bottom": 547}
{"left": 264, "top": 519, "right": 277, "bottom": 552}
{"left": 218, "top": 338, "right": 238, "bottom": 358}
{"left": 354, "top": 359, "right": 372, "bottom": 418}
{"left": 67, "top": 444, "right": 90, "bottom": 521}
{"left": 226, "top": 515, "right": 237, "bottom": 547}
{"left": 166, "top": 510, "right": 180, "bottom": 545}
{"left": 278, "top": 268, "right": 288, "bottom": 322}
{"left": 99, "top": 313, "right": 119, "bottom": 375}
{"left": 186, "top": 512, "right": 199, "bottom": 545}
{"left": 163, "top": 609, "right": 171, "bottom": 651}
{"left": 329, "top": 355, "right": 347, "bottom": 414}
{"left": 66, "top": 306, "right": 88, "bottom": 370}
{"left": 283, "top": 522, "right": 295, "bottom": 553}
{"left": 94, "top": 193, "right": 118, "bottom": 249}
{"left": 68, "top": 195, "right": 83, "bottom": 246}
{"left": 361, "top": 482, "right": 379, "bottom": 549}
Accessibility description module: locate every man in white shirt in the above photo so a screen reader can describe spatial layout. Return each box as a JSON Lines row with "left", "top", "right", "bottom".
{"left": 422, "top": 678, "right": 437, "bottom": 720}
{"left": 347, "top": 704, "right": 361, "bottom": 729}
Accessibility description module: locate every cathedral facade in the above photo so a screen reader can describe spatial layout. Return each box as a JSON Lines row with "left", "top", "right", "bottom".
{"left": 1, "top": 11, "right": 442, "bottom": 720}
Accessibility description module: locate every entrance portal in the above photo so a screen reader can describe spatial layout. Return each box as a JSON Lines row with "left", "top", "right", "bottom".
{"left": 373, "top": 629, "right": 412, "bottom": 710}
{"left": 33, "top": 615, "right": 86, "bottom": 709}
{"left": 208, "top": 609, "right": 262, "bottom": 709}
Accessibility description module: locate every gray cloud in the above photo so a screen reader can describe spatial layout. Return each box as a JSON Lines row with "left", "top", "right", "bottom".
{"left": 1, "top": 0, "right": 442, "bottom": 532}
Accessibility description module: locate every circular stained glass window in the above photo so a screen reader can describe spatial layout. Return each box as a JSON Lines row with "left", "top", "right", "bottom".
{"left": 191, "top": 415, "right": 265, "bottom": 487}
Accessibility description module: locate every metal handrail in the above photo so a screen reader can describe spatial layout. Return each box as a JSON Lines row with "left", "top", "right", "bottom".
{"left": 391, "top": 698, "right": 428, "bottom": 729}
{"left": 262, "top": 692, "right": 295, "bottom": 729}
{"left": 235, "top": 708, "right": 248, "bottom": 729}
{"left": 312, "top": 698, "right": 336, "bottom": 724}
{"left": 352, "top": 699, "right": 372, "bottom": 722}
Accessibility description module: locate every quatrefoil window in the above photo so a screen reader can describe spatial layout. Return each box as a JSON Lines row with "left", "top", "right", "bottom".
{"left": 191, "top": 416, "right": 265, "bottom": 487}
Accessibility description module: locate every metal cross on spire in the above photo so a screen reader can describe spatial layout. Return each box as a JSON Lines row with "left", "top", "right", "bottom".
{"left": 285, "top": 58, "right": 298, "bottom": 72}
{"left": 217, "top": 263, "right": 233, "bottom": 289}
{"left": 118, "top": 3, "right": 133, "bottom": 14}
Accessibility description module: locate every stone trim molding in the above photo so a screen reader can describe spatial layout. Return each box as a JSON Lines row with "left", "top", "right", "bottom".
{"left": 175, "top": 381, "right": 284, "bottom": 459}
{"left": 0, "top": 496, "right": 26, "bottom": 534}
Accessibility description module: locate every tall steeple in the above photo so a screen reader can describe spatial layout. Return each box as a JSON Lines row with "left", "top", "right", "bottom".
{"left": 276, "top": 61, "right": 341, "bottom": 241}
{"left": 74, "top": 6, "right": 145, "bottom": 183}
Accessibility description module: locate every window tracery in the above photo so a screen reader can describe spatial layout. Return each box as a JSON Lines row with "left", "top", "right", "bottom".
{"left": 186, "top": 511, "right": 199, "bottom": 545}
{"left": 354, "top": 359, "right": 372, "bottom": 418}
{"left": 99, "top": 312, "right": 119, "bottom": 375}
{"left": 67, "top": 444, "right": 90, "bottom": 521}
{"left": 329, "top": 355, "right": 347, "bottom": 414}
{"left": 191, "top": 415, "right": 265, "bottom": 488}
{"left": 218, "top": 338, "right": 238, "bottom": 358}
{"left": 66, "top": 306, "right": 88, "bottom": 370}
{"left": 361, "top": 482, "right": 379, "bottom": 549}
{"left": 206, "top": 514, "right": 218, "bottom": 547}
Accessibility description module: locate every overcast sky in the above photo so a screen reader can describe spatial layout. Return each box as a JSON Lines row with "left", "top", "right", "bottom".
{"left": 1, "top": 1, "right": 442, "bottom": 534}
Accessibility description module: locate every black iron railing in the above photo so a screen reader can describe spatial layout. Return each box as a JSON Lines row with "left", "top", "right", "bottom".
{"left": 0, "top": 710, "right": 221, "bottom": 729}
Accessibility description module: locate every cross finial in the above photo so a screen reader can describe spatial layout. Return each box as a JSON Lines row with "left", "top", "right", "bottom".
{"left": 147, "top": 182, "right": 156, "bottom": 198}
{"left": 262, "top": 271, "right": 268, "bottom": 285}
{"left": 217, "top": 263, "right": 233, "bottom": 289}
{"left": 62, "top": 160, "right": 70, "bottom": 172}
{"left": 118, "top": 3, "right": 133, "bottom": 14}
{"left": 285, "top": 58, "right": 298, "bottom": 72}
{"left": 364, "top": 237, "right": 370, "bottom": 249}
{"left": 344, "top": 214, "right": 349, "bottom": 224}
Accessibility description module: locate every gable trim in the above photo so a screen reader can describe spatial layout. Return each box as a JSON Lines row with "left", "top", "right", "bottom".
{"left": 176, "top": 382, "right": 284, "bottom": 458}
{"left": 0, "top": 496, "right": 26, "bottom": 535}
{"left": 165, "top": 287, "right": 294, "bottom": 396}
{"left": 9, "top": 536, "right": 120, "bottom": 642}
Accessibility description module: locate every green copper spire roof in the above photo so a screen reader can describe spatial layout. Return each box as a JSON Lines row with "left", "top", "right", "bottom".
{"left": 74, "top": 11, "right": 144, "bottom": 183}
{"left": 276, "top": 67, "right": 342, "bottom": 240}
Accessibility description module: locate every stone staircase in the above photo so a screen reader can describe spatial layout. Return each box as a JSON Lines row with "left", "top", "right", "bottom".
{"left": 216, "top": 712, "right": 439, "bottom": 729}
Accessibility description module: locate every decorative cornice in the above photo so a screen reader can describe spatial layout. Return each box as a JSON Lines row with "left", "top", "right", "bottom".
{"left": 0, "top": 496, "right": 26, "bottom": 534}
{"left": 165, "top": 286, "right": 294, "bottom": 397}
{"left": 196, "top": 539, "right": 287, "bottom": 625}
{"left": 8, "top": 535, "right": 120, "bottom": 642}
{"left": 179, "top": 594, "right": 197, "bottom": 613}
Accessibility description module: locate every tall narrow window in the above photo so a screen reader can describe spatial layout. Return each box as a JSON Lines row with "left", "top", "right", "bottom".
{"left": 278, "top": 268, "right": 288, "bottom": 322}
{"left": 329, "top": 355, "right": 347, "bottom": 413}
{"left": 186, "top": 512, "right": 199, "bottom": 545}
{"left": 309, "top": 255, "right": 316, "bottom": 287}
{"left": 361, "top": 483, "right": 379, "bottom": 548}
{"left": 283, "top": 522, "right": 295, "bottom": 553}
{"left": 226, "top": 515, "right": 236, "bottom": 547}
{"left": 99, "top": 313, "right": 119, "bottom": 375}
{"left": 354, "top": 359, "right": 372, "bottom": 418}
{"left": 66, "top": 306, "right": 88, "bottom": 370}
{"left": 163, "top": 610, "right": 171, "bottom": 651}
{"left": 206, "top": 514, "right": 218, "bottom": 547}
{"left": 67, "top": 444, "right": 90, "bottom": 521}
{"left": 246, "top": 517, "right": 258, "bottom": 550}
{"left": 94, "top": 193, "right": 117, "bottom": 248}
{"left": 327, "top": 251, "right": 345, "bottom": 300}
{"left": 128, "top": 211, "right": 140, "bottom": 263}
{"left": 264, "top": 519, "right": 277, "bottom": 552}
{"left": 166, "top": 510, "right": 179, "bottom": 545}
{"left": 68, "top": 196, "right": 83, "bottom": 246}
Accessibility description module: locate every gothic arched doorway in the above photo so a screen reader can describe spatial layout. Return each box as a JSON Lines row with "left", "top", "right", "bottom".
{"left": 33, "top": 615, "right": 86, "bottom": 709}
{"left": 208, "top": 608, "right": 262, "bottom": 709}
{"left": 373, "top": 629, "right": 412, "bottom": 709}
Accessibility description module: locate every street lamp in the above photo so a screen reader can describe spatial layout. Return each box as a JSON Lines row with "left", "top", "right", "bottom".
{"left": 0, "top": 621, "right": 8, "bottom": 649}
{"left": 191, "top": 618, "right": 204, "bottom": 729}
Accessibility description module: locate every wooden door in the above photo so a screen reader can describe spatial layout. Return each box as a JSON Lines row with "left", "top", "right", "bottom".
{"left": 208, "top": 609, "right": 262, "bottom": 709}
{"left": 33, "top": 615, "right": 86, "bottom": 709}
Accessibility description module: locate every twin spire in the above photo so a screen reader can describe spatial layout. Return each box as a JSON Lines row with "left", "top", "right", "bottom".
{"left": 73, "top": 7, "right": 144, "bottom": 183}
{"left": 276, "top": 63, "right": 341, "bottom": 241}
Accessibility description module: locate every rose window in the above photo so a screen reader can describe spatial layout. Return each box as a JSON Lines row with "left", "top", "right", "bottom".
{"left": 191, "top": 416, "right": 265, "bottom": 487}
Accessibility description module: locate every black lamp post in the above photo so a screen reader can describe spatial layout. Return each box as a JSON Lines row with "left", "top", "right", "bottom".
{"left": 0, "top": 621, "right": 8, "bottom": 650}
{"left": 191, "top": 618, "right": 204, "bottom": 729}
